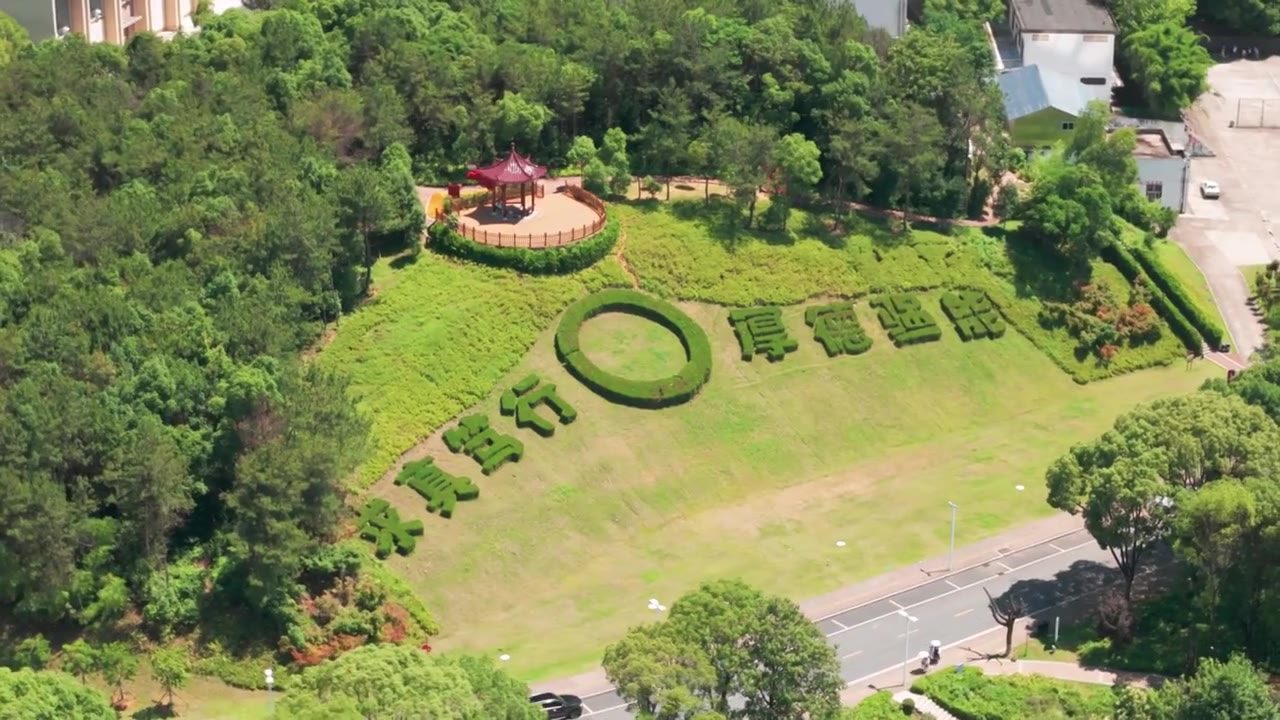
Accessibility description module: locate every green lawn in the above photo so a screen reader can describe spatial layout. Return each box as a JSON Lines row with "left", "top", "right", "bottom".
{"left": 321, "top": 199, "right": 1212, "bottom": 680}
{"left": 372, "top": 296, "right": 1213, "bottom": 679}
{"left": 1153, "top": 240, "right": 1229, "bottom": 332}
{"left": 91, "top": 667, "right": 274, "bottom": 720}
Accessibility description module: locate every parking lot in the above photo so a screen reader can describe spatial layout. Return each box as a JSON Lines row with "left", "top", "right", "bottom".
{"left": 1174, "top": 57, "right": 1280, "bottom": 356}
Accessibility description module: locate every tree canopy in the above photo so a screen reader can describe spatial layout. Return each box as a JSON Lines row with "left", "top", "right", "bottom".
{"left": 603, "top": 580, "right": 843, "bottom": 720}
{"left": 278, "top": 644, "right": 542, "bottom": 720}
{"left": 0, "top": 667, "right": 115, "bottom": 719}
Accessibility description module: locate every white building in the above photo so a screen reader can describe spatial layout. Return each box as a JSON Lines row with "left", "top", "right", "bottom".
{"left": 852, "top": 0, "right": 908, "bottom": 38}
{"left": 1133, "top": 130, "right": 1191, "bottom": 214}
{"left": 1006, "top": 0, "right": 1117, "bottom": 104}
{"left": 0, "top": 0, "right": 243, "bottom": 45}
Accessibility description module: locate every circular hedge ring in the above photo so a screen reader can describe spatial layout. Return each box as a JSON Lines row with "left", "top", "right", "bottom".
{"left": 555, "top": 289, "right": 712, "bottom": 409}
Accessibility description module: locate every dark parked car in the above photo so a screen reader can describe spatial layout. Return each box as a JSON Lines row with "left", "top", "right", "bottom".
{"left": 530, "top": 691, "right": 584, "bottom": 719}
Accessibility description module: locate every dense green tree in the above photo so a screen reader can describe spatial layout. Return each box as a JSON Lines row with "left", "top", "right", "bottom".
{"left": 0, "top": 11, "right": 28, "bottom": 68}
{"left": 567, "top": 136, "right": 598, "bottom": 179}
{"left": 1111, "top": 0, "right": 1196, "bottom": 33}
{"left": 1199, "top": 0, "right": 1280, "bottom": 36}
{"left": 1018, "top": 163, "right": 1116, "bottom": 263}
{"left": 59, "top": 640, "right": 97, "bottom": 685}
{"left": 12, "top": 634, "right": 51, "bottom": 670}
{"left": 1122, "top": 23, "right": 1213, "bottom": 118}
{"left": 710, "top": 118, "right": 778, "bottom": 228}
{"left": 0, "top": 667, "right": 114, "bottom": 719}
{"left": 879, "top": 102, "right": 947, "bottom": 228}
{"left": 1152, "top": 655, "right": 1280, "bottom": 719}
{"left": 96, "top": 642, "right": 137, "bottom": 706}
{"left": 150, "top": 647, "right": 189, "bottom": 708}
{"left": 1046, "top": 392, "right": 1280, "bottom": 598}
{"left": 604, "top": 580, "right": 843, "bottom": 720}
{"left": 278, "top": 644, "right": 540, "bottom": 719}
{"left": 768, "top": 133, "right": 823, "bottom": 230}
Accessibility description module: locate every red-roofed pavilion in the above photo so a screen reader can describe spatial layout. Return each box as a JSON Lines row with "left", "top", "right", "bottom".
{"left": 466, "top": 144, "right": 548, "bottom": 215}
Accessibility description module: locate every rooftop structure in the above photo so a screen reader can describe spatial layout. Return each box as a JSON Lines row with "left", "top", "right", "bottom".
{"left": 999, "top": 64, "right": 1094, "bottom": 120}
{"left": 1009, "top": 0, "right": 1116, "bottom": 34}
{"left": 1132, "top": 131, "right": 1178, "bottom": 159}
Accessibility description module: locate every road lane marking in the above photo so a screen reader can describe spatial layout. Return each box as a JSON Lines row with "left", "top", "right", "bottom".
{"left": 954, "top": 608, "right": 974, "bottom": 618}
{"left": 573, "top": 533, "right": 1098, "bottom": 708}
{"left": 823, "top": 540, "right": 1097, "bottom": 640}
{"left": 842, "top": 562, "right": 1163, "bottom": 689}
{"left": 842, "top": 649, "right": 863, "bottom": 659}
{"left": 1048, "top": 543, "right": 1064, "bottom": 552}
{"left": 945, "top": 580, "right": 961, "bottom": 589}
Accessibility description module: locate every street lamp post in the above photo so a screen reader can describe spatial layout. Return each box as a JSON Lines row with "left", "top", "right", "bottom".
{"left": 947, "top": 502, "right": 959, "bottom": 571}
{"left": 264, "top": 668, "right": 275, "bottom": 716}
{"left": 898, "top": 609, "right": 918, "bottom": 686}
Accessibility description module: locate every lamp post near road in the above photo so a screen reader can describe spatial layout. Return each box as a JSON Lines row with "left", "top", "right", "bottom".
{"left": 947, "top": 502, "right": 958, "bottom": 571}
{"left": 898, "top": 609, "right": 918, "bottom": 686}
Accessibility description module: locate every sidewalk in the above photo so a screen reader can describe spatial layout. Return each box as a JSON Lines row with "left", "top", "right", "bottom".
{"left": 534, "top": 513, "right": 1085, "bottom": 698}
{"left": 844, "top": 564, "right": 1171, "bottom": 706}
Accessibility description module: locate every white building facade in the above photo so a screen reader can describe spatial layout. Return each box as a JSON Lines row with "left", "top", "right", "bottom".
{"left": 0, "top": 0, "right": 242, "bottom": 45}
{"left": 1007, "top": 0, "right": 1118, "bottom": 105}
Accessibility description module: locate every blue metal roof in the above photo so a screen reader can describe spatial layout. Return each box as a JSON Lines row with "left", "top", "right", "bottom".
{"left": 998, "top": 65, "right": 1092, "bottom": 121}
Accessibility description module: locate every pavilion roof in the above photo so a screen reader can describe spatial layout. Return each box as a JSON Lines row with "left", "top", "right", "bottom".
{"left": 467, "top": 145, "right": 548, "bottom": 186}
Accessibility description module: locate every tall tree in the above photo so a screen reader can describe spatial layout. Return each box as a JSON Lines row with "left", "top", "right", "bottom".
{"left": 60, "top": 639, "right": 98, "bottom": 685}
{"left": 1122, "top": 23, "right": 1214, "bottom": 118}
{"left": 150, "top": 647, "right": 189, "bottom": 708}
{"left": 334, "top": 163, "right": 394, "bottom": 294}
{"left": 96, "top": 642, "right": 138, "bottom": 706}
{"left": 710, "top": 118, "right": 777, "bottom": 228}
{"left": 604, "top": 580, "right": 843, "bottom": 720}
{"left": 879, "top": 102, "right": 946, "bottom": 229}
{"left": 768, "top": 133, "right": 823, "bottom": 230}
{"left": 1045, "top": 393, "right": 1280, "bottom": 599}
{"left": 226, "top": 366, "right": 369, "bottom": 610}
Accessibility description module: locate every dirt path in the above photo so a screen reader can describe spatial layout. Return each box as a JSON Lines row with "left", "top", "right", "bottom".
{"left": 614, "top": 230, "right": 640, "bottom": 288}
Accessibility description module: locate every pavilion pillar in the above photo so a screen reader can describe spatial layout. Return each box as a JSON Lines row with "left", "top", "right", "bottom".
{"left": 103, "top": 0, "right": 124, "bottom": 45}
{"left": 68, "top": 0, "right": 91, "bottom": 37}
{"left": 163, "top": 0, "right": 181, "bottom": 31}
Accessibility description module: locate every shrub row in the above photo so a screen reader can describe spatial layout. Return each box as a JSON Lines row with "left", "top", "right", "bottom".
{"left": 940, "top": 290, "right": 1007, "bottom": 341}
{"left": 555, "top": 289, "right": 712, "bottom": 409}
{"left": 805, "top": 302, "right": 872, "bottom": 357}
{"left": 427, "top": 214, "right": 619, "bottom": 275}
{"left": 1130, "top": 244, "right": 1225, "bottom": 349}
{"left": 728, "top": 307, "right": 798, "bottom": 361}
{"left": 912, "top": 667, "right": 1114, "bottom": 720}
{"left": 1102, "top": 242, "right": 1202, "bottom": 352}
{"left": 870, "top": 294, "right": 942, "bottom": 347}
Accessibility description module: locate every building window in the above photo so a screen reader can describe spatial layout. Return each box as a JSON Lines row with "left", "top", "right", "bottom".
{"left": 1083, "top": 34, "right": 1110, "bottom": 42}
{"left": 1061, "top": 122, "right": 1075, "bottom": 131}
{"left": 1145, "top": 181, "right": 1164, "bottom": 201}
{"left": 1080, "top": 77, "right": 1108, "bottom": 85}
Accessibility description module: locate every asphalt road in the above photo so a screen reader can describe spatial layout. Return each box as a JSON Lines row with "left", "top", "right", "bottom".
{"left": 577, "top": 529, "right": 1118, "bottom": 719}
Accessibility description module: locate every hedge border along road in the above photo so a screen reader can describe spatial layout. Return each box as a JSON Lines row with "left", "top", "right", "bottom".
{"left": 426, "top": 214, "right": 619, "bottom": 275}
{"left": 1102, "top": 242, "right": 1203, "bottom": 353}
{"left": 1130, "top": 244, "right": 1226, "bottom": 349}
{"left": 555, "top": 289, "right": 712, "bottom": 409}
